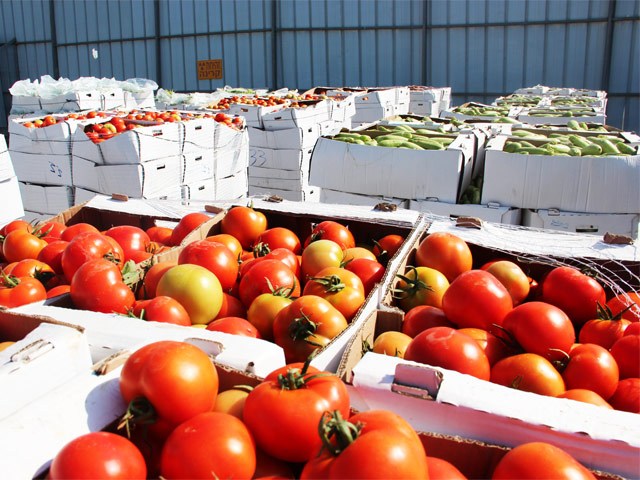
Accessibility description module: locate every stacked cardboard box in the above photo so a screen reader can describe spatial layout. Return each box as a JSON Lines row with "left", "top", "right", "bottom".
{"left": 407, "top": 86, "right": 452, "bottom": 117}
{"left": 0, "top": 135, "right": 24, "bottom": 226}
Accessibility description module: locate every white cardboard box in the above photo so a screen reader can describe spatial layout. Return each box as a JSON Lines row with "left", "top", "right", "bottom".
{"left": 182, "top": 150, "right": 215, "bottom": 184}
{"left": 0, "top": 176, "right": 25, "bottom": 227}
{"left": 216, "top": 142, "right": 249, "bottom": 179}
{"left": 73, "top": 186, "right": 99, "bottom": 205}
{"left": 10, "top": 151, "right": 72, "bottom": 186}
{"left": 249, "top": 166, "right": 306, "bottom": 191}
{"left": 215, "top": 171, "right": 249, "bottom": 199}
{"left": 351, "top": 104, "right": 394, "bottom": 125}
{"left": 320, "top": 188, "right": 410, "bottom": 209}
{"left": 228, "top": 102, "right": 286, "bottom": 129}
{"left": 518, "top": 108, "right": 607, "bottom": 126}
{"left": 248, "top": 185, "right": 321, "bottom": 202}
{"left": 248, "top": 124, "right": 322, "bottom": 150}
{"left": 19, "top": 182, "right": 74, "bottom": 215}
{"left": 261, "top": 100, "right": 332, "bottom": 131}
{"left": 482, "top": 135, "right": 640, "bottom": 214}
{"left": 180, "top": 116, "right": 216, "bottom": 153}
{"left": 409, "top": 199, "right": 522, "bottom": 225}
{"left": 9, "top": 115, "right": 74, "bottom": 156}
{"left": 523, "top": 208, "right": 640, "bottom": 239}
{"left": 182, "top": 179, "right": 216, "bottom": 201}
{"left": 0, "top": 138, "right": 16, "bottom": 182}
{"left": 100, "top": 88, "right": 126, "bottom": 110}
{"left": 249, "top": 146, "right": 313, "bottom": 171}
{"left": 309, "top": 133, "right": 475, "bottom": 203}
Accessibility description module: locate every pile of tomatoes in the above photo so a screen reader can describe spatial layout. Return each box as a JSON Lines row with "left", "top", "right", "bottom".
{"left": 374, "top": 231, "right": 639, "bottom": 414}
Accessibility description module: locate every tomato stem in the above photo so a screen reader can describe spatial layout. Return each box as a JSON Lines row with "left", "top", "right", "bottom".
{"left": 0, "top": 271, "right": 20, "bottom": 288}
{"left": 252, "top": 242, "right": 270, "bottom": 258}
{"left": 391, "top": 266, "right": 433, "bottom": 300}
{"left": 288, "top": 310, "right": 318, "bottom": 341}
{"left": 117, "top": 396, "right": 157, "bottom": 438}
{"left": 318, "top": 410, "right": 361, "bottom": 456}
{"left": 308, "top": 274, "right": 345, "bottom": 293}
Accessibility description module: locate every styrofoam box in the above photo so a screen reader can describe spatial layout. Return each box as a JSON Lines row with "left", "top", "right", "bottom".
{"left": 309, "top": 133, "right": 475, "bottom": 202}
{"left": 481, "top": 135, "right": 640, "bottom": 214}
{"left": 182, "top": 179, "right": 216, "bottom": 201}
{"left": 10, "top": 151, "right": 72, "bottom": 186}
{"left": 248, "top": 185, "right": 321, "bottom": 202}
{"left": 0, "top": 176, "right": 25, "bottom": 228}
{"left": 9, "top": 115, "right": 74, "bottom": 156}
{"left": 71, "top": 121, "right": 182, "bottom": 164}
{"left": 409, "top": 199, "right": 522, "bottom": 225}
{"left": 0, "top": 139, "right": 16, "bottom": 181}
{"left": 182, "top": 150, "right": 215, "bottom": 184}
{"left": 517, "top": 109, "right": 607, "bottom": 126}
{"left": 320, "top": 188, "right": 410, "bottom": 209}
{"left": 72, "top": 156, "right": 183, "bottom": 199}
{"left": 19, "top": 182, "right": 74, "bottom": 215}
{"left": 262, "top": 100, "right": 332, "bottom": 131}
{"left": 180, "top": 116, "right": 216, "bottom": 153}
{"left": 249, "top": 146, "right": 313, "bottom": 171}
{"left": 248, "top": 124, "right": 322, "bottom": 150}
{"left": 228, "top": 102, "right": 286, "bottom": 129}
{"left": 523, "top": 208, "right": 640, "bottom": 239}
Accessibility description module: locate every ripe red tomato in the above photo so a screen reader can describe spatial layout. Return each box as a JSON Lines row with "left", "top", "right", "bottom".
{"left": 2, "top": 229, "right": 47, "bottom": 262}
{"left": 458, "top": 327, "right": 516, "bottom": 366}
{"left": 579, "top": 313, "right": 631, "bottom": 350}
{"left": 49, "top": 432, "right": 146, "bottom": 480}
{"left": 502, "top": 301, "right": 575, "bottom": 362}
{"left": 485, "top": 260, "right": 530, "bottom": 306}
{"left": 372, "top": 234, "right": 405, "bottom": 261}
{"left": 243, "top": 362, "right": 350, "bottom": 463}
{"left": 1, "top": 219, "right": 33, "bottom": 235}
{"left": 47, "top": 284, "right": 71, "bottom": 298}
{"left": 304, "top": 220, "right": 355, "bottom": 250}
{"left": 132, "top": 296, "right": 191, "bottom": 326}
{"left": 402, "top": 305, "right": 455, "bottom": 338}
{"left": 404, "top": 326, "right": 491, "bottom": 380}
{"left": 36, "top": 220, "right": 66, "bottom": 241}
{"left": 160, "top": 412, "right": 256, "bottom": 479}
{"left": 610, "top": 334, "right": 640, "bottom": 379}
{"left": 238, "top": 258, "right": 300, "bottom": 308}
{"left": 624, "top": 322, "right": 640, "bottom": 336}
{"left": 220, "top": 205, "right": 268, "bottom": 250}
{"left": 146, "top": 226, "right": 173, "bottom": 245}
{"left": 255, "top": 227, "right": 302, "bottom": 254}
{"left": 608, "top": 378, "right": 640, "bottom": 413}
{"left": 492, "top": 442, "right": 596, "bottom": 480}
{"left": 541, "top": 266, "right": 606, "bottom": 326}
{"left": 206, "top": 316, "right": 261, "bottom": 338}
{"left": 302, "top": 266, "right": 365, "bottom": 321}
{"left": 105, "top": 225, "right": 151, "bottom": 261}
{"left": 561, "top": 343, "right": 619, "bottom": 400}
{"left": 394, "top": 266, "right": 450, "bottom": 312}
{"left": 178, "top": 240, "right": 238, "bottom": 291}
{"left": 120, "top": 341, "right": 219, "bottom": 435}
{"left": 606, "top": 292, "right": 640, "bottom": 322}
{"left": 414, "top": 232, "right": 472, "bottom": 282}
{"left": 214, "top": 292, "right": 247, "bottom": 320}
{"left": 426, "top": 456, "right": 467, "bottom": 480}
{"left": 557, "top": 389, "right": 613, "bottom": 409}
{"left": 61, "top": 232, "right": 123, "bottom": 281}
{"left": 491, "top": 353, "right": 565, "bottom": 397}
{"left": 442, "top": 269, "right": 513, "bottom": 330}
{"left": 344, "top": 257, "right": 385, "bottom": 296}
{"left": 70, "top": 259, "right": 135, "bottom": 314}
{"left": 0, "top": 274, "right": 47, "bottom": 307}
{"left": 60, "top": 222, "right": 100, "bottom": 241}
{"left": 36, "top": 240, "right": 69, "bottom": 274}
{"left": 168, "top": 212, "right": 211, "bottom": 246}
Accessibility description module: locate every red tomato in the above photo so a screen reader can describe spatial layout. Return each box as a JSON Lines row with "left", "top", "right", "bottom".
{"left": 1, "top": 219, "right": 33, "bottom": 235}
{"left": 402, "top": 305, "right": 455, "bottom": 338}
{"left": 70, "top": 259, "right": 135, "bottom": 314}
{"left": 60, "top": 222, "right": 100, "bottom": 241}
{"left": 61, "top": 232, "right": 123, "bottom": 281}
{"left": 561, "top": 343, "right": 619, "bottom": 400}
{"left": 0, "top": 274, "right": 47, "bottom": 308}
{"left": 206, "top": 316, "right": 261, "bottom": 338}
{"left": 2, "top": 229, "right": 47, "bottom": 262}
{"left": 300, "top": 239, "right": 343, "bottom": 281}
{"left": 414, "top": 232, "right": 472, "bottom": 282}
{"left": 624, "top": 322, "right": 640, "bottom": 336}
{"left": 541, "top": 266, "right": 606, "bottom": 326}
{"left": 255, "top": 227, "right": 302, "bottom": 254}
{"left": 132, "top": 296, "right": 191, "bottom": 326}
{"left": 344, "top": 257, "right": 385, "bottom": 296}
{"left": 606, "top": 292, "right": 640, "bottom": 322}
{"left": 426, "top": 457, "right": 468, "bottom": 480}
{"left": 304, "top": 220, "right": 355, "bottom": 250}
{"left": 120, "top": 341, "right": 219, "bottom": 435}
{"left": 557, "top": 389, "right": 613, "bottom": 409}
{"left": 342, "top": 246, "right": 376, "bottom": 263}
{"left": 243, "top": 362, "right": 350, "bottom": 463}
{"left": 491, "top": 353, "right": 565, "bottom": 397}
{"left": 138, "top": 261, "right": 175, "bottom": 299}
{"left": 302, "top": 266, "right": 365, "bottom": 321}
{"left": 610, "top": 335, "right": 640, "bottom": 379}
{"left": 442, "top": 269, "right": 513, "bottom": 330}
{"left": 372, "top": 331, "right": 413, "bottom": 358}
{"left": 49, "top": 432, "right": 146, "bottom": 480}
{"left": 300, "top": 410, "right": 428, "bottom": 479}
{"left": 247, "top": 292, "right": 294, "bottom": 341}
{"left": 485, "top": 260, "right": 530, "bottom": 306}
{"left": 178, "top": 240, "right": 238, "bottom": 291}
{"left": 394, "top": 266, "right": 450, "bottom": 312}
{"left": 36, "top": 240, "right": 69, "bottom": 274}
{"left": 36, "top": 220, "right": 66, "bottom": 241}
{"left": 458, "top": 327, "right": 516, "bottom": 366}
{"left": 492, "top": 442, "right": 596, "bottom": 480}
{"left": 608, "top": 378, "right": 640, "bottom": 413}
{"left": 160, "top": 412, "right": 256, "bottom": 479}
{"left": 372, "top": 234, "right": 405, "bottom": 262}
{"left": 247, "top": 247, "right": 301, "bottom": 280}
{"left": 404, "top": 326, "right": 491, "bottom": 380}
{"left": 205, "top": 233, "right": 243, "bottom": 259}
{"left": 168, "top": 212, "right": 211, "bottom": 246}
{"left": 146, "top": 226, "right": 173, "bottom": 245}
{"left": 238, "top": 259, "right": 300, "bottom": 308}
{"left": 502, "top": 301, "right": 575, "bottom": 362}
{"left": 579, "top": 313, "right": 631, "bottom": 350}
{"left": 47, "top": 284, "right": 71, "bottom": 298}
{"left": 214, "top": 292, "right": 247, "bottom": 320}
{"left": 272, "top": 295, "right": 348, "bottom": 363}
{"left": 105, "top": 225, "right": 151, "bottom": 261}
{"left": 220, "top": 205, "right": 268, "bottom": 250}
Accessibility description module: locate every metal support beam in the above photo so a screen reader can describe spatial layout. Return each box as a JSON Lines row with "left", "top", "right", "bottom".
{"left": 154, "top": 0, "right": 162, "bottom": 88}
{"left": 602, "top": 0, "right": 618, "bottom": 92}
{"left": 49, "top": 0, "right": 59, "bottom": 78}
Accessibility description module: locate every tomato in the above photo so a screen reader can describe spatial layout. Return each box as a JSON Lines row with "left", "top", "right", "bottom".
{"left": 541, "top": 266, "right": 606, "bottom": 326}
{"left": 372, "top": 331, "right": 413, "bottom": 358}
{"left": 624, "top": 322, "right": 640, "bottom": 336}
{"left": 248, "top": 247, "right": 301, "bottom": 280}
{"left": 344, "top": 257, "right": 385, "bottom": 296}
{"left": 606, "top": 292, "right": 640, "bottom": 322}
{"left": 168, "top": 212, "right": 211, "bottom": 246}
{"left": 214, "top": 292, "right": 247, "bottom": 320}
{"left": 70, "top": 259, "right": 135, "bottom": 314}
{"left": 238, "top": 258, "right": 300, "bottom": 308}
{"left": 302, "top": 266, "right": 365, "bottom": 321}
{"left": 160, "top": 412, "right": 256, "bottom": 479}
{"left": 394, "top": 266, "right": 450, "bottom": 312}
{"left": 485, "top": 260, "right": 530, "bottom": 306}
{"left": 304, "top": 220, "right": 355, "bottom": 250}
{"left": 213, "top": 386, "right": 250, "bottom": 419}
{"left": 255, "top": 227, "right": 301, "bottom": 254}
{"left": 105, "top": 225, "right": 151, "bottom": 261}
{"left": 253, "top": 447, "right": 298, "bottom": 479}
{"left": 205, "top": 233, "right": 243, "bottom": 259}
{"left": 300, "top": 410, "right": 428, "bottom": 479}
{"left": 1, "top": 219, "right": 33, "bottom": 235}
{"left": 156, "top": 264, "right": 223, "bottom": 324}
{"left": 557, "top": 389, "right": 613, "bottom": 409}
{"left": 402, "top": 305, "right": 454, "bottom": 338}
{"left": 0, "top": 274, "right": 47, "bottom": 308}
{"left": 137, "top": 261, "right": 175, "bottom": 299}
{"left": 243, "top": 362, "right": 350, "bottom": 463}
{"left": 301, "top": 239, "right": 343, "bottom": 281}
{"left": 3, "top": 258, "right": 55, "bottom": 281}
{"left": 247, "top": 291, "right": 294, "bottom": 341}
{"left": 2, "top": 229, "right": 47, "bottom": 262}
{"left": 60, "top": 222, "right": 100, "bottom": 241}
{"left": 220, "top": 205, "right": 268, "bottom": 250}
{"left": 132, "top": 296, "right": 191, "bottom": 326}
{"left": 610, "top": 334, "right": 640, "bottom": 379}
{"left": 272, "top": 295, "right": 348, "bottom": 363}
{"left": 61, "top": 232, "right": 123, "bottom": 281}
{"left": 342, "top": 246, "right": 377, "bottom": 263}
{"left": 608, "top": 378, "right": 640, "bottom": 413}
{"left": 146, "top": 226, "right": 173, "bottom": 245}
{"left": 120, "top": 341, "right": 219, "bottom": 435}
{"left": 36, "top": 220, "right": 66, "bottom": 241}
{"left": 414, "top": 232, "right": 472, "bottom": 282}
{"left": 206, "top": 316, "right": 261, "bottom": 338}
{"left": 579, "top": 308, "right": 631, "bottom": 350}
{"left": 492, "top": 442, "right": 595, "bottom": 480}
{"left": 36, "top": 240, "right": 68, "bottom": 274}
{"left": 178, "top": 240, "right": 238, "bottom": 291}
{"left": 442, "top": 269, "right": 513, "bottom": 329}
{"left": 502, "top": 301, "right": 575, "bottom": 362}
{"left": 49, "top": 432, "right": 146, "bottom": 480}
{"left": 458, "top": 327, "right": 516, "bottom": 366}
{"left": 372, "top": 234, "right": 405, "bottom": 262}
{"left": 427, "top": 457, "right": 467, "bottom": 480}
{"left": 561, "top": 343, "right": 619, "bottom": 400}
{"left": 491, "top": 353, "right": 565, "bottom": 397}
{"left": 47, "top": 284, "right": 70, "bottom": 298}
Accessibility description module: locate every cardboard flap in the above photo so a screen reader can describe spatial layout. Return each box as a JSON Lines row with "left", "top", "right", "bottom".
{"left": 392, "top": 362, "right": 442, "bottom": 399}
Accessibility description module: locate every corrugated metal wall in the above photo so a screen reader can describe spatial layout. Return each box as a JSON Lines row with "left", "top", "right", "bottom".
{"left": 1, "top": 0, "right": 638, "bottom": 131}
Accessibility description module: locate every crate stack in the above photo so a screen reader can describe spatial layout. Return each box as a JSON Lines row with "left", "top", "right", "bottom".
{"left": 407, "top": 86, "right": 452, "bottom": 117}
{"left": 0, "top": 135, "right": 24, "bottom": 226}
{"left": 331, "top": 86, "right": 410, "bottom": 128}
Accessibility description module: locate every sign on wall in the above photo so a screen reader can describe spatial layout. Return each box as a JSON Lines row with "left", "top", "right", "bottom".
{"left": 197, "top": 59, "right": 223, "bottom": 80}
